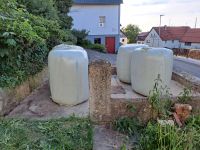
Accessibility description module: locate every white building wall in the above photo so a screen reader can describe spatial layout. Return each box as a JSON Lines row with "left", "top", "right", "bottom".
{"left": 180, "top": 42, "right": 200, "bottom": 49}
{"left": 144, "top": 29, "right": 162, "bottom": 47}
{"left": 69, "top": 4, "right": 120, "bottom": 35}
{"left": 144, "top": 29, "right": 181, "bottom": 49}
{"left": 163, "top": 40, "right": 180, "bottom": 49}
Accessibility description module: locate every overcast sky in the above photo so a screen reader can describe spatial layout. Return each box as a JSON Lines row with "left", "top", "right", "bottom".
{"left": 121, "top": 0, "right": 200, "bottom": 32}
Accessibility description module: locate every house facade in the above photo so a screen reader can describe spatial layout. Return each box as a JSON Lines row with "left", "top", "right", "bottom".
{"left": 120, "top": 30, "right": 128, "bottom": 45}
{"left": 142, "top": 26, "right": 200, "bottom": 50}
{"left": 69, "top": 0, "right": 123, "bottom": 53}
{"left": 180, "top": 28, "right": 200, "bottom": 49}
{"left": 136, "top": 32, "right": 149, "bottom": 44}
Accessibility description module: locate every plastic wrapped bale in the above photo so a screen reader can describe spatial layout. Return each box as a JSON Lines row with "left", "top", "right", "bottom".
{"left": 116, "top": 44, "right": 149, "bottom": 83}
{"left": 52, "top": 44, "right": 84, "bottom": 51}
{"left": 48, "top": 48, "right": 89, "bottom": 106}
{"left": 131, "top": 47, "right": 173, "bottom": 96}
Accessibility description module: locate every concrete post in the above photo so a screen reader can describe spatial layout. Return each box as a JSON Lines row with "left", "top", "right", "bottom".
{"left": 89, "top": 60, "right": 112, "bottom": 123}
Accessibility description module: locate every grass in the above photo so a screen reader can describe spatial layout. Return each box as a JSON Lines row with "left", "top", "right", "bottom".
{"left": 0, "top": 116, "right": 93, "bottom": 150}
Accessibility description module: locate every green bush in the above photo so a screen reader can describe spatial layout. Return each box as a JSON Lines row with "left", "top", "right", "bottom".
{"left": 18, "top": 0, "right": 73, "bottom": 29}
{"left": 71, "top": 29, "right": 89, "bottom": 45}
{"left": 88, "top": 44, "right": 106, "bottom": 52}
{"left": 0, "top": 0, "right": 75, "bottom": 88}
{"left": 17, "top": 0, "right": 59, "bottom": 21}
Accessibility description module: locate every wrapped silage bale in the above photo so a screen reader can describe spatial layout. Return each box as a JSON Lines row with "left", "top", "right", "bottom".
{"left": 52, "top": 44, "right": 84, "bottom": 51}
{"left": 116, "top": 44, "right": 149, "bottom": 83}
{"left": 131, "top": 47, "right": 173, "bottom": 96}
{"left": 48, "top": 47, "right": 89, "bottom": 106}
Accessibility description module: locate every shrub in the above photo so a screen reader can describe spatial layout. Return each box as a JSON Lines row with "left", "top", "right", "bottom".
{"left": 0, "top": 0, "right": 75, "bottom": 88}
{"left": 71, "top": 29, "right": 89, "bottom": 46}
{"left": 17, "top": 0, "right": 59, "bottom": 21}
{"left": 88, "top": 44, "right": 106, "bottom": 52}
{"left": 55, "top": 0, "right": 73, "bottom": 29}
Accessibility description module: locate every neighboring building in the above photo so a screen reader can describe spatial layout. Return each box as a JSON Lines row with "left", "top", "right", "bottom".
{"left": 144, "top": 26, "right": 190, "bottom": 49}
{"left": 143, "top": 26, "right": 200, "bottom": 49}
{"left": 69, "top": 0, "right": 123, "bottom": 53}
{"left": 180, "top": 28, "right": 200, "bottom": 49}
{"left": 136, "top": 32, "right": 149, "bottom": 44}
{"left": 120, "top": 30, "right": 128, "bottom": 45}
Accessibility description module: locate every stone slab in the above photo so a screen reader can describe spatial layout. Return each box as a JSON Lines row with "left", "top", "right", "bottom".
{"left": 111, "top": 75, "right": 200, "bottom": 100}
{"left": 7, "top": 82, "right": 89, "bottom": 119}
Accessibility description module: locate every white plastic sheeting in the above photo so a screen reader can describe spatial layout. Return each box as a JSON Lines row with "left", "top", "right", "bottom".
{"left": 116, "top": 44, "right": 149, "bottom": 83}
{"left": 131, "top": 47, "right": 173, "bottom": 96}
{"left": 52, "top": 44, "right": 84, "bottom": 51}
{"left": 48, "top": 47, "right": 89, "bottom": 106}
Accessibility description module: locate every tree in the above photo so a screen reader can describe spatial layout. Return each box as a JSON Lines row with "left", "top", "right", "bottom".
{"left": 122, "top": 24, "right": 141, "bottom": 43}
{"left": 55, "top": 0, "right": 73, "bottom": 29}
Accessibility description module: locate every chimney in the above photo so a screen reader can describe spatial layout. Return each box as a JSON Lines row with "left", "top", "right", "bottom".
{"left": 164, "top": 25, "right": 167, "bottom": 30}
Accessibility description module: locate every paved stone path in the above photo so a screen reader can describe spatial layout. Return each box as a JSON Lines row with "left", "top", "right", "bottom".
{"left": 86, "top": 49, "right": 116, "bottom": 66}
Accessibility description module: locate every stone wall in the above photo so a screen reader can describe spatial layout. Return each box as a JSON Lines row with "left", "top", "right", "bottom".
{"left": 172, "top": 71, "right": 200, "bottom": 93}
{"left": 0, "top": 67, "right": 48, "bottom": 116}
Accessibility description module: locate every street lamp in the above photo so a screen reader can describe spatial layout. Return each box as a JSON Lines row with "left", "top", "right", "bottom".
{"left": 159, "top": 15, "right": 164, "bottom": 47}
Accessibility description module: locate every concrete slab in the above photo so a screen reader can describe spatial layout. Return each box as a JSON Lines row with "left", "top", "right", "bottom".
{"left": 93, "top": 125, "right": 133, "bottom": 150}
{"left": 111, "top": 75, "right": 200, "bottom": 100}
{"left": 7, "top": 81, "right": 89, "bottom": 119}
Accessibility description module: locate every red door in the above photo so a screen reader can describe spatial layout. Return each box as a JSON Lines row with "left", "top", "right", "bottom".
{"left": 106, "top": 37, "right": 115, "bottom": 53}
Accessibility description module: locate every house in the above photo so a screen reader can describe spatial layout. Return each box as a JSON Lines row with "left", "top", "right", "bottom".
{"left": 180, "top": 28, "right": 200, "bottom": 49}
{"left": 143, "top": 26, "right": 200, "bottom": 50}
{"left": 69, "top": 0, "right": 123, "bottom": 53}
{"left": 144, "top": 26, "right": 190, "bottom": 48}
{"left": 120, "top": 30, "right": 128, "bottom": 45}
{"left": 136, "top": 32, "right": 149, "bottom": 44}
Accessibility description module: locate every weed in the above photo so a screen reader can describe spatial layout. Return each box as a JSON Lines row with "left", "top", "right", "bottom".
{"left": 148, "top": 74, "right": 173, "bottom": 118}
{"left": 178, "top": 87, "right": 192, "bottom": 103}
{"left": 113, "top": 117, "right": 143, "bottom": 136}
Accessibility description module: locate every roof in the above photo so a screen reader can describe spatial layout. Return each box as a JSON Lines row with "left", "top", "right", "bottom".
{"left": 181, "top": 28, "right": 200, "bottom": 43}
{"left": 152, "top": 26, "right": 190, "bottom": 41}
{"left": 137, "top": 32, "right": 149, "bottom": 41}
{"left": 73, "top": 0, "right": 123, "bottom": 5}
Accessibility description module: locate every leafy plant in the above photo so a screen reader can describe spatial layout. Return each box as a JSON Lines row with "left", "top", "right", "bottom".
{"left": 178, "top": 87, "right": 192, "bottom": 103}
{"left": 88, "top": 44, "right": 106, "bottom": 52}
{"left": 0, "top": 0, "right": 75, "bottom": 88}
{"left": 72, "top": 29, "right": 89, "bottom": 46}
{"left": 113, "top": 117, "right": 143, "bottom": 136}
{"left": 148, "top": 74, "right": 173, "bottom": 118}
{"left": 138, "top": 116, "right": 200, "bottom": 150}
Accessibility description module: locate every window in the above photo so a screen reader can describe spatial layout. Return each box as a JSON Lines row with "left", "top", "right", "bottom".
{"left": 172, "top": 40, "right": 174, "bottom": 43}
{"left": 185, "top": 42, "right": 191, "bottom": 46}
{"left": 99, "top": 16, "right": 105, "bottom": 23}
{"left": 94, "top": 38, "right": 101, "bottom": 44}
